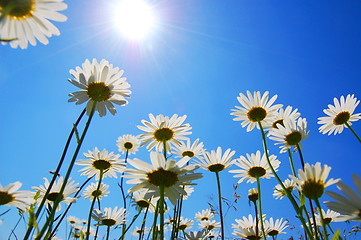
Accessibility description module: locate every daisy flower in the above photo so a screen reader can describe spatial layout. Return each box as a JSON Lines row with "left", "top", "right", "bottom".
{"left": 0, "top": 0, "right": 67, "bottom": 49}
{"left": 76, "top": 147, "right": 125, "bottom": 180}
{"left": 67, "top": 216, "right": 81, "bottom": 226}
{"left": 325, "top": 174, "right": 361, "bottom": 222}
{"left": 183, "top": 230, "right": 207, "bottom": 240}
{"left": 124, "top": 152, "right": 202, "bottom": 205}
{"left": 232, "top": 214, "right": 261, "bottom": 239}
{"left": 289, "top": 162, "right": 339, "bottom": 200}
{"left": 267, "top": 105, "right": 301, "bottom": 130}
{"left": 264, "top": 217, "right": 288, "bottom": 236}
{"left": 33, "top": 177, "right": 78, "bottom": 211}
{"left": 83, "top": 182, "right": 110, "bottom": 201}
{"left": 231, "top": 91, "right": 282, "bottom": 132}
{"left": 315, "top": 209, "right": 342, "bottom": 226}
{"left": 195, "top": 209, "right": 215, "bottom": 222}
{"left": 248, "top": 188, "right": 259, "bottom": 202}
{"left": 131, "top": 189, "right": 159, "bottom": 213}
{"left": 92, "top": 207, "right": 127, "bottom": 227}
{"left": 198, "top": 220, "right": 221, "bottom": 231}
{"left": 0, "top": 182, "right": 34, "bottom": 210}
{"left": 68, "top": 59, "right": 131, "bottom": 117}
{"left": 229, "top": 150, "right": 280, "bottom": 183}
{"left": 116, "top": 134, "right": 141, "bottom": 155}
{"left": 137, "top": 113, "right": 192, "bottom": 152}
{"left": 269, "top": 117, "right": 309, "bottom": 153}
{"left": 196, "top": 147, "right": 236, "bottom": 173}
{"left": 318, "top": 94, "right": 361, "bottom": 135}
{"left": 171, "top": 138, "right": 205, "bottom": 160}
{"left": 131, "top": 226, "right": 149, "bottom": 236}
{"left": 273, "top": 179, "right": 296, "bottom": 200}
{"left": 178, "top": 217, "right": 194, "bottom": 231}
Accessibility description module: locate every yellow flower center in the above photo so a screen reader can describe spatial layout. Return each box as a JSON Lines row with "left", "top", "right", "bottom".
{"left": 101, "top": 218, "right": 116, "bottom": 226}
{"left": 46, "top": 192, "right": 64, "bottom": 202}
{"left": 201, "top": 217, "right": 209, "bottom": 221}
{"left": 0, "top": 0, "right": 35, "bottom": 20}
{"left": 147, "top": 168, "right": 178, "bottom": 187}
{"left": 248, "top": 166, "right": 266, "bottom": 178}
{"left": 285, "top": 131, "right": 302, "bottom": 146}
{"left": 182, "top": 151, "right": 195, "bottom": 158}
{"left": 248, "top": 192, "right": 259, "bottom": 202}
{"left": 0, "top": 191, "right": 14, "bottom": 205}
{"left": 272, "top": 119, "right": 284, "bottom": 129}
{"left": 323, "top": 217, "right": 332, "bottom": 225}
{"left": 136, "top": 200, "right": 149, "bottom": 208}
{"left": 302, "top": 180, "right": 325, "bottom": 199}
{"left": 124, "top": 142, "right": 133, "bottom": 149}
{"left": 333, "top": 111, "right": 350, "bottom": 125}
{"left": 207, "top": 163, "right": 225, "bottom": 173}
{"left": 268, "top": 229, "right": 279, "bottom": 236}
{"left": 246, "top": 236, "right": 261, "bottom": 240}
{"left": 87, "top": 82, "right": 111, "bottom": 102}
{"left": 92, "top": 159, "right": 111, "bottom": 171}
{"left": 247, "top": 107, "right": 267, "bottom": 122}
{"left": 153, "top": 127, "right": 174, "bottom": 142}
{"left": 206, "top": 224, "right": 215, "bottom": 230}
{"left": 178, "top": 224, "right": 187, "bottom": 230}
{"left": 91, "top": 190, "right": 103, "bottom": 198}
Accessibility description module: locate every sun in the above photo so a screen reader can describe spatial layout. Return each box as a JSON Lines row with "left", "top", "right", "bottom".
{"left": 113, "top": 0, "right": 156, "bottom": 40}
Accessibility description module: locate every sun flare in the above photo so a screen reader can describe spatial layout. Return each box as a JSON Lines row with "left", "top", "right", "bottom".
{"left": 113, "top": 0, "right": 156, "bottom": 40}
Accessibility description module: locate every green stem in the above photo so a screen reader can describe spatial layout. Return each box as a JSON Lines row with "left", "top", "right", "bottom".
{"left": 139, "top": 206, "right": 149, "bottom": 240}
{"left": 36, "top": 102, "right": 97, "bottom": 240}
{"left": 315, "top": 199, "right": 329, "bottom": 240}
{"left": 118, "top": 210, "right": 142, "bottom": 240}
{"left": 256, "top": 176, "right": 266, "bottom": 239}
{"left": 258, "top": 121, "right": 314, "bottom": 240}
{"left": 252, "top": 199, "right": 259, "bottom": 239}
{"left": 119, "top": 150, "right": 129, "bottom": 240}
{"left": 151, "top": 201, "right": 159, "bottom": 240}
{"left": 215, "top": 171, "right": 225, "bottom": 240}
{"left": 24, "top": 108, "right": 86, "bottom": 240}
{"left": 106, "top": 226, "right": 110, "bottom": 240}
{"left": 159, "top": 185, "right": 165, "bottom": 240}
{"left": 345, "top": 122, "right": 361, "bottom": 143}
{"left": 287, "top": 149, "right": 297, "bottom": 177}
{"left": 86, "top": 170, "right": 104, "bottom": 240}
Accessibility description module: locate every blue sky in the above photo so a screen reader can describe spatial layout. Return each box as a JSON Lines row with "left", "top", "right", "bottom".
{"left": 1, "top": 0, "right": 361, "bottom": 239}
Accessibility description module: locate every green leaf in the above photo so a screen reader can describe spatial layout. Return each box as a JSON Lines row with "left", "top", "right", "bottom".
{"left": 331, "top": 230, "right": 341, "bottom": 240}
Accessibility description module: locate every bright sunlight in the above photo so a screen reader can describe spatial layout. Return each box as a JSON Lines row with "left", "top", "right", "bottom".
{"left": 113, "top": 0, "right": 156, "bottom": 40}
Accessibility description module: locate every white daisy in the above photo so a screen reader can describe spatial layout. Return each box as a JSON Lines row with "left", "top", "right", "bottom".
{"left": 83, "top": 182, "right": 110, "bottom": 201}
{"left": 267, "top": 105, "right": 301, "bottom": 130}
{"left": 273, "top": 179, "right": 296, "bottom": 200}
{"left": 315, "top": 209, "right": 342, "bottom": 226}
{"left": 76, "top": 147, "right": 125, "bottom": 180}
{"left": 269, "top": 117, "right": 309, "bottom": 153}
{"left": 137, "top": 113, "right": 192, "bottom": 152}
{"left": 229, "top": 150, "right": 280, "bottom": 183}
{"left": 195, "top": 209, "right": 215, "bottom": 222}
{"left": 116, "top": 134, "right": 141, "bottom": 155}
{"left": 33, "top": 177, "right": 78, "bottom": 212}
{"left": 182, "top": 185, "right": 194, "bottom": 200}
{"left": 131, "top": 189, "right": 158, "bottom": 212}
{"left": 198, "top": 220, "right": 221, "bottom": 231}
{"left": 131, "top": 226, "right": 149, "bottom": 236}
{"left": 325, "top": 174, "right": 361, "bottom": 222}
{"left": 68, "top": 59, "right": 131, "bottom": 117}
{"left": 264, "top": 217, "right": 288, "bottom": 236}
{"left": 67, "top": 216, "right": 81, "bottom": 226}
{"left": 231, "top": 91, "right": 282, "bottom": 132}
{"left": 92, "top": 207, "right": 127, "bottom": 227}
{"left": 232, "top": 214, "right": 261, "bottom": 239}
{"left": 248, "top": 188, "right": 259, "bottom": 202}
{"left": 183, "top": 230, "right": 207, "bottom": 240}
{"left": 171, "top": 138, "right": 205, "bottom": 160}
{"left": 196, "top": 147, "right": 236, "bottom": 173}
{"left": 178, "top": 217, "right": 194, "bottom": 231}
{"left": 0, "top": 182, "right": 34, "bottom": 211}
{"left": 124, "top": 152, "right": 202, "bottom": 205}
{"left": 318, "top": 94, "right": 361, "bottom": 135}
{"left": 0, "top": 0, "right": 67, "bottom": 49}
{"left": 290, "top": 162, "right": 339, "bottom": 200}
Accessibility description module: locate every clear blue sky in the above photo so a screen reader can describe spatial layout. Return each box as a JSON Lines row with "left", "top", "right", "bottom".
{"left": 1, "top": 0, "right": 361, "bottom": 239}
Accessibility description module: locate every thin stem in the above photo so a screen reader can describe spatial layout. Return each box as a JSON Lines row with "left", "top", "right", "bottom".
{"left": 256, "top": 176, "right": 266, "bottom": 239}
{"left": 296, "top": 144, "right": 306, "bottom": 169}
{"left": 106, "top": 226, "right": 111, "bottom": 240}
{"left": 24, "top": 109, "right": 86, "bottom": 240}
{"left": 252, "top": 200, "right": 259, "bottom": 239}
{"left": 36, "top": 103, "right": 97, "bottom": 240}
{"left": 139, "top": 206, "right": 149, "bottom": 240}
{"left": 118, "top": 210, "right": 142, "bottom": 240}
{"left": 215, "top": 171, "right": 225, "bottom": 240}
{"left": 258, "top": 121, "right": 314, "bottom": 240}
{"left": 345, "top": 122, "right": 361, "bottom": 143}
{"left": 287, "top": 149, "right": 297, "bottom": 177}
{"left": 315, "top": 199, "right": 329, "bottom": 240}
{"left": 86, "top": 170, "right": 104, "bottom": 240}
{"left": 151, "top": 201, "right": 159, "bottom": 240}
{"left": 159, "top": 185, "right": 165, "bottom": 240}
{"left": 120, "top": 150, "right": 129, "bottom": 209}
{"left": 8, "top": 213, "right": 24, "bottom": 240}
